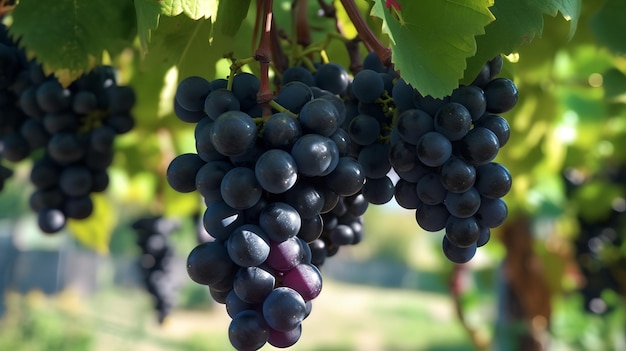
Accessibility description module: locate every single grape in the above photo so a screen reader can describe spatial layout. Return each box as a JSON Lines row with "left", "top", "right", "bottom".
{"left": 187, "top": 241, "right": 237, "bottom": 285}
{"left": 175, "top": 76, "right": 211, "bottom": 112}
{"left": 349, "top": 114, "right": 380, "bottom": 146}
{"left": 228, "top": 310, "right": 270, "bottom": 351}
{"left": 415, "top": 203, "right": 449, "bottom": 232}
{"left": 440, "top": 157, "right": 476, "bottom": 193}
{"left": 37, "top": 208, "right": 66, "bottom": 234}
{"left": 474, "top": 162, "right": 512, "bottom": 198}
{"left": 351, "top": 69, "right": 384, "bottom": 103}
{"left": 445, "top": 216, "right": 480, "bottom": 248}
{"left": 484, "top": 78, "right": 518, "bottom": 113}
{"left": 220, "top": 167, "right": 262, "bottom": 210}
{"left": 166, "top": 153, "right": 206, "bottom": 193}
{"left": 233, "top": 266, "right": 276, "bottom": 304}
{"left": 290, "top": 134, "right": 338, "bottom": 177}
{"left": 434, "top": 102, "right": 472, "bottom": 141}
{"left": 416, "top": 131, "right": 452, "bottom": 167}
{"left": 314, "top": 63, "right": 349, "bottom": 95}
{"left": 457, "top": 127, "right": 500, "bottom": 165}
{"left": 416, "top": 173, "right": 447, "bottom": 205}
{"left": 282, "top": 263, "right": 323, "bottom": 301}
{"left": 259, "top": 202, "right": 302, "bottom": 242}
{"left": 227, "top": 224, "right": 271, "bottom": 267}
{"left": 475, "top": 114, "right": 510, "bottom": 147}
{"left": 444, "top": 187, "right": 481, "bottom": 218}
{"left": 210, "top": 110, "right": 257, "bottom": 157}
{"left": 275, "top": 81, "right": 313, "bottom": 114}
{"left": 298, "top": 98, "right": 339, "bottom": 137}
{"left": 263, "top": 287, "right": 307, "bottom": 332}
{"left": 255, "top": 149, "right": 298, "bottom": 194}
{"left": 396, "top": 108, "right": 434, "bottom": 143}
{"left": 442, "top": 236, "right": 477, "bottom": 264}
{"left": 204, "top": 89, "right": 240, "bottom": 120}
{"left": 261, "top": 113, "right": 302, "bottom": 150}
{"left": 450, "top": 85, "right": 487, "bottom": 121}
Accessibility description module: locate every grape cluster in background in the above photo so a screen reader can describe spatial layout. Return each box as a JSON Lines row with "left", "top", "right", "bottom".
{"left": 133, "top": 216, "right": 182, "bottom": 324}
{"left": 564, "top": 167, "right": 626, "bottom": 316}
{"left": 167, "top": 50, "right": 517, "bottom": 349}
{"left": 0, "top": 24, "right": 135, "bottom": 234}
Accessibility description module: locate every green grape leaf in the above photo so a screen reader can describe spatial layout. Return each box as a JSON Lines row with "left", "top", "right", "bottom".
{"left": 142, "top": 14, "right": 214, "bottom": 79}
{"left": 590, "top": 0, "right": 626, "bottom": 56}
{"left": 371, "top": 0, "right": 495, "bottom": 98}
{"left": 135, "top": 0, "right": 219, "bottom": 52}
{"left": 159, "top": 0, "right": 219, "bottom": 19}
{"left": 603, "top": 68, "right": 626, "bottom": 102}
{"left": 464, "top": 0, "right": 581, "bottom": 85}
{"left": 9, "top": 0, "right": 136, "bottom": 83}
{"left": 67, "top": 194, "right": 117, "bottom": 255}
{"left": 214, "top": 0, "right": 252, "bottom": 37}
{"left": 134, "top": 0, "right": 163, "bottom": 51}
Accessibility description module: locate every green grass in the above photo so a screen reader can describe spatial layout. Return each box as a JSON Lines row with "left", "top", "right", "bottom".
{"left": 1, "top": 280, "right": 477, "bottom": 351}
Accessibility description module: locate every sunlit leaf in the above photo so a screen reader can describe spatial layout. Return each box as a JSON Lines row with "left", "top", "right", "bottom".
{"left": 67, "top": 194, "right": 117, "bottom": 255}
{"left": 371, "top": 0, "right": 494, "bottom": 98}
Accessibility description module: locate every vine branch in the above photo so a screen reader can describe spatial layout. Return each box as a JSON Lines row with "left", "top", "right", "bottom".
{"left": 254, "top": 0, "right": 275, "bottom": 118}
{"left": 338, "top": 0, "right": 392, "bottom": 66}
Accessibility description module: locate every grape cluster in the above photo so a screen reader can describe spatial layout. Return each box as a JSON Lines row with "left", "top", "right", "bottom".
{"left": 0, "top": 24, "right": 135, "bottom": 234}
{"left": 133, "top": 216, "right": 181, "bottom": 324}
{"left": 384, "top": 55, "right": 515, "bottom": 263}
{"left": 168, "top": 53, "right": 516, "bottom": 350}
{"left": 564, "top": 168, "right": 625, "bottom": 315}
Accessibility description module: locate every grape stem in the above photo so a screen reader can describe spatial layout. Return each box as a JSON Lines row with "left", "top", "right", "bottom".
{"left": 268, "top": 100, "right": 297, "bottom": 118}
{"left": 254, "top": 0, "right": 275, "bottom": 117}
{"left": 294, "top": 0, "right": 311, "bottom": 48}
{"left": 339, "top": 0, "right": 392, "bottom": 66}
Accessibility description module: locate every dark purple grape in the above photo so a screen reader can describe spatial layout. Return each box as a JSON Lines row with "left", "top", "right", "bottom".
{"left": 416, "top": 131, "right": 452, "bottom": 167}
{"left": 352, "top": 69, "right": 384, "bottom": 103}
{"left": 282, "top": 263, "right": 322, "bottom": 301}
{"left": 255, "top": 149, "right": 298, "bottom": 194}
{"left": 233, "top": 266, "right": 275, "bottom": 304}
{"left": 210, "top": 110, "right": 257, "bottom": 157}
{"left": 416, "top": 203, "right": 449, "bottom": 232}
{"left": 298, "top": 98, "right": 339, "bottom": 137}
{"left": 166, "top": 153, "right": 206, "bottom": 193}
{"left": 484, "top": 78, "right": 518, "bottom": 113}
{"left": 220, "top": 167, "right": 262, "bottom": 210}
{"left": 227, "top": 224, "right": 270, "bottom": 267}
{"left": 442, "top": 236, "right": 477, "bottom": 264}
{"left": 263, "top": 287, "right": 306, "bottom": 332}
{"left": 445, "top": 216, "right": 480, "bottom": 248}
{"left": 457, "top": 127, "right": 499, "bottom": 165}
{"left": 434, "top": 102, "right": 472, "bottom": 141}
{"left": 187, "top": 241, "right": 237, "bottom": 285}
{"left": 228, "top": 310, "right": 269, "bottom": 351}
{"left": 259, "top": 202, "right": 302, "bottom": 242}
{"left": 175, "top": 76, "right": 211, "bottom": 112}
{"left": 444, "top": 187, "right": 481, "bottom": 218}
{"left": 474, "top": 162, "right": 512, "bottom": 198}
{"left": 475, "top": 114, "right": 510, "bottom": 147}
{"left": 314, "top": 63, "right": 349, "bottom": 95}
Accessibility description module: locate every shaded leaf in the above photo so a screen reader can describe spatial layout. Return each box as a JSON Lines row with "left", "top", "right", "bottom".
{"left": 134, "top": 0, "right": 163, "bottom": 51}
{"left": 590, "top": 0, "right": 626, "bottom": 56}
{"left": 9, "top": 0, "right": 136, "bottom": 82}
{"left": 464, "top": 0, "right": 581, "bottom": 85}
